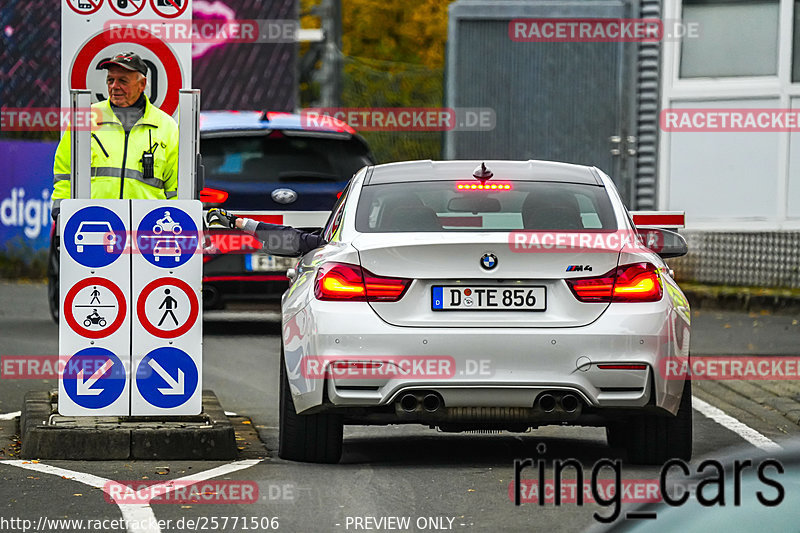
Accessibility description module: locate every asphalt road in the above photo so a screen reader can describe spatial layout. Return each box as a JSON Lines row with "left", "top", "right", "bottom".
{"left": 1, "top": 281, "right": 799, "bottom": 533}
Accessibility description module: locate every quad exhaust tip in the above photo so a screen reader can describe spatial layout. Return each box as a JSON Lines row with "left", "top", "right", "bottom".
{"left": 537, "top": 392, "right": 581, "bottom": 414}
{"left": 400, "top": 393, "right": 418, "bottom": 412}
{"left": 423, "top": 393, "right": 442, "bottom": 413}
{"left": 538, "top": 393, "right": 557, "bottom": 413}
{"left": 560, "top": 394, "right": 579, "bottom": 413}
{"left": 399, "top": 392, "right": 444, "bottom": 413}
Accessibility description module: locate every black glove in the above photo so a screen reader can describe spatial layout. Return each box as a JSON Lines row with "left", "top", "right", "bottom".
{"left": 205, "top": 208, "right": 238, "bottom": 229}
{"left": 51, "top": 206, "right": 60, "bottom": 222}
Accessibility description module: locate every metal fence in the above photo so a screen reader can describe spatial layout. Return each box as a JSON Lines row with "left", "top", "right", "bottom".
{"left": 669, "top": 231, "right": 800, "bottom": 289}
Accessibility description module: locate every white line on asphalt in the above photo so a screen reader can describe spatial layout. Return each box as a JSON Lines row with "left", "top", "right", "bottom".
{"left": 0, "top": 458, "right": 262, "bottom": 533}
{"left": 692, "top": 396, "right": 782, "bottom": 452}
{"left": 0, "top": 411, "right": 21, "bottom": 420}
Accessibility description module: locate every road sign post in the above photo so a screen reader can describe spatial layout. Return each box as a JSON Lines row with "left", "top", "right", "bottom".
{"left": 178, "top": 89, "right": 200, "bottom": 200}
{"left": 69, "top": 89, "right": 92, "bottom": 201}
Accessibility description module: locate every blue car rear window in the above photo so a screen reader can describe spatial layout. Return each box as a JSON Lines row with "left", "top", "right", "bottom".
{"left": 201, "top": 136, "right": 372, "bottom": 183}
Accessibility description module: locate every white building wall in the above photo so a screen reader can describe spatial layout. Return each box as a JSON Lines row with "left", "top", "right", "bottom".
{"left": 659, "top": 0, "right": 800, "bottom": 231}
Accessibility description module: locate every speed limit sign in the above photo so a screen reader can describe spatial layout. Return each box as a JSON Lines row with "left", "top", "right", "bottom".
{"left": 60, "top": 0, "right": 191, "bottom": 121}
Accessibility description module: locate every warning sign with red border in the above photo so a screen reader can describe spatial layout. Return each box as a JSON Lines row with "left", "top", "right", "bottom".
{"left": 137, "top": 277, "right": 198, "bottom": 338}
{"left": 150, "top": 0, "right": 189, "bottom": 19}
{"left": 61, "top": 0, "right": 191, "bottom": 120}
{"left": 67, "top": 0, "right": 104, "bottom": 16}
{"left": 109, "top": 0, "right": 147, "bottom": 18}
{"left": 64, "top": 277, "right": 127, "bottom": 339}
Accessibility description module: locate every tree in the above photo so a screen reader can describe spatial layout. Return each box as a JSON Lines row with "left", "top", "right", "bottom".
{"left": 301, "top": 0, "right": 456, "bottom": 161}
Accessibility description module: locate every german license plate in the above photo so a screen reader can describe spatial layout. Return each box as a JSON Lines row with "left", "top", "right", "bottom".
{"left": 431, "top": 286, "right": 546, "bottom": 311}
{"left": 245, "top": 254, "right": 295, "bottom": 272}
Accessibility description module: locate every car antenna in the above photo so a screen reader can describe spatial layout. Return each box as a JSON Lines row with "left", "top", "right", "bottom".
{"left": 473, "top": 162, "right": 493, "bottom": 184}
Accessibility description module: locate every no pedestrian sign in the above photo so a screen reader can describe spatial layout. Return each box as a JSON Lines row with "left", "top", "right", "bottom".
{"left": 137, "top": 277, "right": 199, "bottom": 338}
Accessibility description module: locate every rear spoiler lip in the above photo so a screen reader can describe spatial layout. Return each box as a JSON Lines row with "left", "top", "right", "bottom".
{"left": 630, "top": 211, "right": 685, "bottom": 229}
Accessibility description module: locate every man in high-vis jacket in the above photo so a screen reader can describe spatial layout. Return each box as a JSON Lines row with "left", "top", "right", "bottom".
{"left": 48, "top": 52, "right": 179, "bottom": 323}
{"left": 51, "top": 51, "right": 179, "bottom": 219}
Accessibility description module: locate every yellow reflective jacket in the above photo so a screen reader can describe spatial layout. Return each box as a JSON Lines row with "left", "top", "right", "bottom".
{"left": 52, "top": 96, "right": 179, "bottom": 208}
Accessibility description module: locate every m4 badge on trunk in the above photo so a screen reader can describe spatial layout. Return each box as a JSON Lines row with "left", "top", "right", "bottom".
{"left": 566, "top": 265, "right": 593, "bottom": 272}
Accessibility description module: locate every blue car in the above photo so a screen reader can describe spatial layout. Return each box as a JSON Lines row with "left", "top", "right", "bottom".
{"left": 199, "top": 111, "right": 375, "bottom": 309}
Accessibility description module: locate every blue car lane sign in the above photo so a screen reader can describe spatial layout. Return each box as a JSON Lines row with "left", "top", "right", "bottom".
{"left": 136, "top": 207, "right": 198, "bottom": 268}
{"left": 62, "top": 205, "right": 127, "bottom": 268}
{"left": 135, "top": 347, "right": 199, "bottom": 409}
{"left": 61, "top": 347, "right": 126, "bottom": 409}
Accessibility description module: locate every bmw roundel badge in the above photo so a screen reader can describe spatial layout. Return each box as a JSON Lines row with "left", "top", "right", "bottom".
{"left": 480, "top": 253, "right": 498, "bottom": 270}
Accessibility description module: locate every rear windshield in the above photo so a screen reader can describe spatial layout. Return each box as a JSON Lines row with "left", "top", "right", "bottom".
{"left": 355, "top": 181, "right": 617, "bottom": 232}
{"left": 201, "top": 135, "right": 372, "bottom": 183}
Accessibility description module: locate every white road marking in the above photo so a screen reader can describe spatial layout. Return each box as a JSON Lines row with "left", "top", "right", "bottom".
{"left": 693, "top": 395, "right": 782, "bottom": 452}
{"left": 0, "top": 459, "right": 261, "bottom": 533}
{"left": 0, "top": 411, "right": 21, "bottom": 420}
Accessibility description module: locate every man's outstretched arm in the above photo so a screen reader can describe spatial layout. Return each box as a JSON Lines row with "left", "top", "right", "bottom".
{"left": 206, "top": 208, "right": 326, "bottom": 257}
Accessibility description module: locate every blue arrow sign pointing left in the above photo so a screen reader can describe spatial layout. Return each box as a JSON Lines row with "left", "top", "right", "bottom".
{"left": 62, "top": 348, "right": 126, "bottom": 408}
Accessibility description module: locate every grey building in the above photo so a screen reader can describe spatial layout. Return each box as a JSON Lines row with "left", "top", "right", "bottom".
{"left": 445, "top": 0, "right": 800, "bottom": 288}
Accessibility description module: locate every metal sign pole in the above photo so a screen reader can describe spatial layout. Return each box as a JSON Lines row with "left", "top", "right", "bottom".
{"left": 177, "top": 89, "right": 201, "bottom": 200}
{"left": 69, "top": 89, "right": 92, "bottom": 200}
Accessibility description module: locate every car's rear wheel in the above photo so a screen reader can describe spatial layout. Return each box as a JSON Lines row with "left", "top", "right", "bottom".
{"left": 278, "top": 348, "right": 343, "bottom": 463}
{"left": 47, "top": 233, "right": 59, "bottom": 324}
{"left": 608, "top": 379, "right": 693, "bottom": 465}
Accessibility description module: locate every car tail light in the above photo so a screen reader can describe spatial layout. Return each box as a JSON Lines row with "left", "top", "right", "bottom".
{"left": 199, "top": 187, "right": 228, "bottom": 204}
{"left": 566, "top": 262, "right": 662, "bottom": 303}
{"left": 456, "top": 182, "right": 513, "bottom": 191}
{"left": 314, "top": 262, "right": 411, "bottom": 302}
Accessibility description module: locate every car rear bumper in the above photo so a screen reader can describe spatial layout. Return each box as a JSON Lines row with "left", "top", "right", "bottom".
{"left": 203, "top": 253, "right": 289, "bottom": 306}
{"left": 284, "top": 300, "right": 689, "bottom": 418}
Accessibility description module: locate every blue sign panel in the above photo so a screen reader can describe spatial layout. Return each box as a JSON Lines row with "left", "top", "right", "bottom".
{"left": 0, "top": 140, "right": 57, "bottom": 255}
{"left": 136, "top": 207, "right": 198, "bottom": 268}
{"left": 136, "top": 347, "right": 198, "bottom": 408}
{"left": 63, "top": 206, "right": 127, "bottom": 268}
{"left": 62, "top": 347, "right": 126, "bottom": 409}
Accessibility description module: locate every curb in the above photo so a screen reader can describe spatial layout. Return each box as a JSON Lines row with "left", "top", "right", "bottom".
{"left": 20, "top": 389, "right": 236, "bottom": 460}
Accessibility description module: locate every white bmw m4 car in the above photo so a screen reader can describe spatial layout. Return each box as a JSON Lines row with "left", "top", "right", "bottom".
{"left": 279, "top": 160, "right": 692, "bottom": 464}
